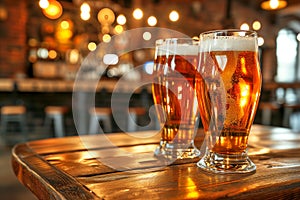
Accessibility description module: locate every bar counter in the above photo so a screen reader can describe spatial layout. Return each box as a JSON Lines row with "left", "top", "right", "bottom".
{"left": 0, "top": 78, "right": 151, "bottom": 93}
{"left": 0, "top": 79, "right": 299, "bottom": 93}
{"left": 12, "top": 125, "right": 300, "bottom": 199}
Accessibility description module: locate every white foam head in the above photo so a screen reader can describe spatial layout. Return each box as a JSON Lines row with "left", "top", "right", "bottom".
{"left": 156, "top": 39, "right": 199, "bottom": 56}
{"left": 200, "top": 36, "right": 257, "bottom": 52}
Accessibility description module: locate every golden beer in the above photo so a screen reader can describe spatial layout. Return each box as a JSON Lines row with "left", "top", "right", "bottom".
{"left": 196, "top": 30, "right": 261, "bottom": 173}
{"left": 153, "top": 55, "right": 198, "bottom": 141}
{"left": 152, "top": 38, "right": 200, "bottom": 159}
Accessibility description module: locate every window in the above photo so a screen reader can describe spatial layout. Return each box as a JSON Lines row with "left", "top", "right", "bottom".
{"left": 275, "top": 28, "right": 298, "bottom": 82}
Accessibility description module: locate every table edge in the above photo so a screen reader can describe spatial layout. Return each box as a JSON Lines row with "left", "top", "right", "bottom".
{"left": 11, "top": 143, "right": 101, "bottom": 200}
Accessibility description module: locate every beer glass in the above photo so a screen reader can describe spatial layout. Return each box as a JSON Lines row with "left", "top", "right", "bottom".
{"left": 196, "top": 30, "right": 262, "bottom": 173}
{"left": 152, "top": 38, "right": 201, "bottom": 159}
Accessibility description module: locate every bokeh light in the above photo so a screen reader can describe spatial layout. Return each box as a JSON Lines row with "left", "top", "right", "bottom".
{"left": 117, "top": 14, "right": 126, "bottom": 25}
{"left": 169, "top": 10, "right": 179, "bottom": 22}
{"left": 252, "top": 20, "right": 262, "bottom": 31}
{"left": 258, "top": 36, "right": 264, "bottom": 46}
{"left": 133, "top": 8, "right": 143, "bottom": 20}
{"left": 240, "top": 23, "right": 250, "bottom": 31}
{"left": 102, "top": 34, "right": 111, "bottom": 43}
{"left": 88, "top": 42, "right": 97, "bottom": 51}
{"left": 147, "top": 16, "right": 157, "bottom": 26}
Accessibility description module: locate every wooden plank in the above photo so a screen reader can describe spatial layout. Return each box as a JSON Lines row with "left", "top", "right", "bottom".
{"left": 12, "top": 143, "right": 100, "bottom": 200}
{"left": 77, "top": 160, "right": 300, "bottom": 200}
{"left": 11, "top": 125, "right": 300, "bottom": 199}
{"left": 35, "top": 139, "right": 300, "bottom": 199}
{"left": 27, "top": 130, "right": 161, "bottom": 154}
{"left": 42, "top": 143, "right": 199, "bottom": 177}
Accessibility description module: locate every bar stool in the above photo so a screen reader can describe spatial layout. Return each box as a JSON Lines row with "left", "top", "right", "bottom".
{"left": 0, "top": 105, "right": 27, "bottom": 141}
{"left": 258, "top": 102, "right": 281, "bottom": 125}
{"left": 127, "top": 107, "right": 147, "bottom": 132}
{"left": 44, "top": 106, "right": 68, "bottom": 137}
{"left": 89, "top": 107, "right": 112, "bottom": 134}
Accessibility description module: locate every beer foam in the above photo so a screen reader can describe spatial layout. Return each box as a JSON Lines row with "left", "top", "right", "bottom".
{"left": 200, "top": 36, "right": 257, "bottom": 52}
{"left": 157, "top": 44, "right": 199, "bottom": 56}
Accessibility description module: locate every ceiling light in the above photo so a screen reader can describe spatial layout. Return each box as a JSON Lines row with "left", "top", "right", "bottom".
{"left": 98, "top": 8, "right": 115, "bottom": 25}
{"left": 80, "top": 3, "right": 90, "bottom": 13}
{"left": 133, "top": 8, "right": 143, "bottom": 20}
{"left": 42, "top": 0, "right": 63, "bottom": 20}
{"left": 252, "top": 21, "right": 261, "bottom": 31}
{"left": 114, "top": 25, "right": 124, "bottom": 34}
{"left": 39, "top": 0, "right": 49, "bottom": 9}
{"left": 117, "top": 14, "right": 126, "bottom": 25}
{"left": 261, "top": 0, "right": 287, "bottom": 11}
{"left": 147, "top": 16, "right": 157, "bottom": 26}
{"left": 80, "top": 12, "right": 90, "bottom": 21}
{"left": 169, "top": 10, "right": 179, "bottom": 22}
{"left": 240, "top": 23, "right": 249, "bottom": 31}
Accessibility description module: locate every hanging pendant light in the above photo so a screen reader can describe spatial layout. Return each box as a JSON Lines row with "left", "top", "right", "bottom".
{"left": 42, "top": 0, "right": 63, "bottom": 19}
{"left": 261, "top": 0, "right": 287, "bottom": 11}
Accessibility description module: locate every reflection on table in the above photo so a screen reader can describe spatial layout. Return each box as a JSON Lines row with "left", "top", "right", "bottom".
{"left": 12, "top": 125, "right": 300, "bottom": 199}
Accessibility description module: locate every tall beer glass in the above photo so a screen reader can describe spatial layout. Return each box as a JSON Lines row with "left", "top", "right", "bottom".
{"left": 152, "top": 38, "right": 201, "bottom": 159}
{"left": 196, "top": 30, "right": 261, "bottom": 173}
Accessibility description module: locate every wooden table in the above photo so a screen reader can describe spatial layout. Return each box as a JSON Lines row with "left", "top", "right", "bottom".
{"left": 12, "top": 125, "right": 300, "bottom": 199}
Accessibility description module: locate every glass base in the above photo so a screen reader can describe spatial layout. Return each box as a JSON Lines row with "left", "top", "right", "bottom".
{"left": 154, "top": 141, "right": 201, "bottom": 159}
{"left": 197, "top": 151, "right": 256, "bottom": 174}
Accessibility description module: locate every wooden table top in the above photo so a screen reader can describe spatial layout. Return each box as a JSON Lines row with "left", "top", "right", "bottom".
{"left": 12, "top": 125, "right": 300, "bottom": 200}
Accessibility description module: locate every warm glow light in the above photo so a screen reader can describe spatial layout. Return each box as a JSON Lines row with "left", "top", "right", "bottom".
{"left": 258, "top": 36, "right": 265, "bottom": 46}
{"left": 88, "top": 42, "right": 97, "bottom": 51}
{"left": 80, "top": 3, "right": 90, "bottom": 13}
{"left": 48, "top": 50, "right": 57, "bottom": 59}
{"left": 55, "top": 29, "right": 73, "bottom": 40}
{"left": 147, "top": 16, "right": 157, "bottom": 26}
{"left": 42, "top": 0, "right": 63, "bottom": 20}
{"left": 68, "top": 49, "right": 80, "bottom": 64}
{"left": 98, "top": 8, "right": 115, "bottom": 25}
{"left": 60, "top": 20, "right": 70, "bottom": 29}
{"left": 102, "top": 34, "right": 111, "bottom": 43}
{"left": 80, "top": 12, "right": 90, "bottom": 20}
{"left": 240, "top": 23, "right": 250, "bottom": 31}
{"left": 117, "top": 14, "right": 126, "bottom": 25}
{"left": 28, "top": 38, "right": 39, "bottom": 47}
{"left": 261, "top": 0, "right": 287, "bottom": 10}
{"left": 133, "top": 8, "right": 143, "bottom": 20}
{"left": 101, "top": 26, "right": 110, "bottom": 34}
{"left": 169, "top": 10, "right": 179, "bottom": 22}
{"left": 270, "top": 0, "right": 280, "bottom": 9}
{"left": 114, "top": 25, "right": 124, "bottom": 34}
{"left": 39, "top": 0, "right": 49, "bottom": 9}
{"left": 252, "top": 20, "right": 261, "bottom": 31}
{"left": 0, "top": 5, "right": 8, "bottom": 21}
{"left": 80, "top": 2, "right": 90, "bottom": 20}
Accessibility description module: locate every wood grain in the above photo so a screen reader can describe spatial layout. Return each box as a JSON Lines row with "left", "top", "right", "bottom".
{"left": 12, "top": 125, "right": 300, "bottom": 199}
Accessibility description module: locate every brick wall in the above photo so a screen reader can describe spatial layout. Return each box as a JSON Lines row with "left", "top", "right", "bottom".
{"left": 0, "top": 0, "right": 27, "bottom": 77}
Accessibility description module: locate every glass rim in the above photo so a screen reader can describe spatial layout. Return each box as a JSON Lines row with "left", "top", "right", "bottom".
{"left": 200, "top": 29, "right": 257, "bottom": 38}
{"left": 155, "top": 37, "right": 199, "bottom": 45}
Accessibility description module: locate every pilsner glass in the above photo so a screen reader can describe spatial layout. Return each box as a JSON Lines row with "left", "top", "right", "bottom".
{"left": 152, "top": 38, "right": 201, "bottom": 159}
{"left": 196, "top": 30, "right": 262, "bottom": 173}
